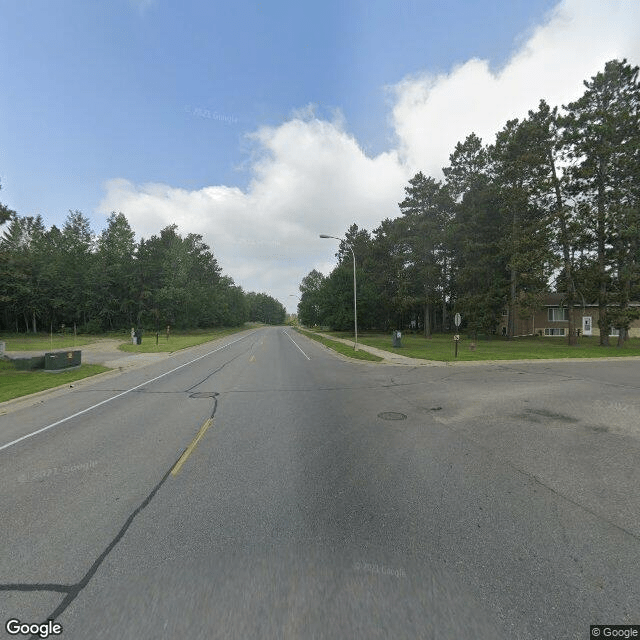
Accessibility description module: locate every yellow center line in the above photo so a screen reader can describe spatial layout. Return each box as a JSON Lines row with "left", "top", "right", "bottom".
{"left": 171, "top": 417, "right": 214, "bottom": 476}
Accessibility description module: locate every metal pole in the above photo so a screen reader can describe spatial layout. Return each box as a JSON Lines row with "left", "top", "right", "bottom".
{"left": 351, "top": 246, "right": 358, "bottom": 350}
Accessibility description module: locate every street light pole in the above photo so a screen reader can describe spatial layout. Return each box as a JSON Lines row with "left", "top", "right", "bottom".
{"left": 319, "top": 234, "right": 358, "bottom": 351}
{"left": 288, "top": 294, "right": 300, "bottom": 326}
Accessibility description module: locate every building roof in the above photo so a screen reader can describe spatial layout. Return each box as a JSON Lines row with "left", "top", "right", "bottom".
{"left": 544, "top": 293, "right": 640, "bottom": 307}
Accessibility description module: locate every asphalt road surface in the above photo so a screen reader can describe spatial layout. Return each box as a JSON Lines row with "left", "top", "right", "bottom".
{"left": 1, "top": 327, "right": 639, "bottom": 639}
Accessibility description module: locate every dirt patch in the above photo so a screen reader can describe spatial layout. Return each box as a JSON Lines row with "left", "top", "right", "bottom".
{"left": 77, "top": 339, "right": 128, "bottom": 353}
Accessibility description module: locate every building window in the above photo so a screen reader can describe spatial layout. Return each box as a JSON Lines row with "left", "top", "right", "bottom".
{"left": 544, "top": 328, "right": 566, "bottom": 336}
{"left": 548, "top": 307, "right": 569, "bottom": 321}
{"left": 609, "top": 327, "right": 620, "bottom": 337}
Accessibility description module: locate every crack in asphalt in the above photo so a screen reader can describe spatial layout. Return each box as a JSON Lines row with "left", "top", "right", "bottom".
{"left": 73, "top": 343, "right": 258, "bottom": 396}
{"left": 383, "top": 383, "right": 640, "bottom": 545}
{"left": 0, "top": 463, "right": 176, "bottom": 639}
{"left": 504, "top": 460, "right": 640, "bottom": 544}
{"left": 2, "top": 397, "right": 224, "bottom": 635}
{"left": 0, "top": 340, "right": 257, "bottom": 636}
{"left": 184, "top": 348, "right": 248, "bottom": 393}
{"left": 72, "top": 380, "right": 442, "bottom": 394}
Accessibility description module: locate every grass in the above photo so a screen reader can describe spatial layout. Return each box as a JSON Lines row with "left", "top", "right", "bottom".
{"left": 312, "top": 330, "right": 640, "bottom": 362}
{"left": 118, "top": 325, "right": 254, "bottom": 353}
{"left": 0, "top": 333, "right": 98, "bottom": 351}
{"left": 0, "top": 361, "right": 111, "bottom": 403}
{"left": 294, "top": 328, "right": 383, "bottom": 362}
{"left": 1, "top": 324, "right": 259, "bottom": 355}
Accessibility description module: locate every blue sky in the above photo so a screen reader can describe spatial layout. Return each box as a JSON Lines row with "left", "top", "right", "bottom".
{"left": 1, "top": 0, "right": 639, "bottom": 312}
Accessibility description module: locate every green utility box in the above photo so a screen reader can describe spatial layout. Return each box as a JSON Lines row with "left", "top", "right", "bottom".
{"left": 45, "top": 350, "right": 81, "bottom": 371}
{"left": 13, "top": 356, "right": 46, "bottom": 371}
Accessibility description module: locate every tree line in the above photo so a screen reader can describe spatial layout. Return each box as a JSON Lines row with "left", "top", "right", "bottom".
{"left": 0, "top": 208, "right": 286, "bottom": 333}
{"left": 298, "top": 59, "right": 640, "bottom": 347}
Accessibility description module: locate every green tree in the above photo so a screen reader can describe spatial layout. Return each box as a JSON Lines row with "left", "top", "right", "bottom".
{"left": 246, "top": 292, "right": 286, "bottom": 324}
{"left": 0, "top": 180, "right": 16, "bottom": 227}
{"left": 93, "top": 212, "right": 137, "bottom": 330}
{"left": 444, "top": 134, "right": 509, "bottom": 336}
{"left": 0, "top": 215, "right": 51, "bottom": 333}
{"left": 561, "top": 59, "right": 640, "bottom": 345}
{"left": 398, "top": 173, "right": 453, "bottom": 336}
{"left": 298, "top": 269, "right": 327, "bottom": 327}
{"left": 490, "top": 116, "right": 555, "bottom": 337}
{"left": 58, "top": 210, "right": 95, "bottom": 330}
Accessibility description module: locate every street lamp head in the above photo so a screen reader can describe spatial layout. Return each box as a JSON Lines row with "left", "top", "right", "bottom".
{"left": 319, "top": 234, "right": 331, "bottom": 238}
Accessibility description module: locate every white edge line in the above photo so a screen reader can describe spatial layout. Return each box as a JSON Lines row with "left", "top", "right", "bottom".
{"left": 282, "top": 330, "right": 311, "bottom": 360}
{"left": 0, "top": 331, "right": 255, "bottom": 453}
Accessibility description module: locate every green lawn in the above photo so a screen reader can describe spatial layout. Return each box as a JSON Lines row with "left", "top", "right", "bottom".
{"left": 313, "top": 330, "right": 640, "bottom": 361}
{"left": 294, "top": 328, "right": 383, "bottom": 362}
{"left": 118, "top": 325, "right": 255, "bottom": 353}
{"left": 1, "top": 325, "right": 259, "bottom": 355}
{"left": 0, "top": 333, "right": 98, "bottom": 351}
{"left": 0, "top": 361, "right": 111, "bottom": 403}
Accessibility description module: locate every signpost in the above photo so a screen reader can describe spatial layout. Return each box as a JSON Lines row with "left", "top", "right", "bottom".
{"left": 454, "top": 313, "right": 462, "bottom": 358}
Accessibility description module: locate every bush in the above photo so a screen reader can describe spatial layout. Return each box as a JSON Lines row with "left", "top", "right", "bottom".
{"left": 79, "top": 319, "right": 104, "bottom": 334}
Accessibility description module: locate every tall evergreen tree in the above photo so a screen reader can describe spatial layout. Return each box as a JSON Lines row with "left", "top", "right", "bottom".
{"left": 398, "top": 173, "right": 453, "bottom": 336}
{"left": 561, "top": 59, "right": 640, "bottom": 345}
{"left": 491, "top": 116, "right": 554, "bottom": 337}
{"left": 444, "top": 134, "right": 508, "bottom": 336}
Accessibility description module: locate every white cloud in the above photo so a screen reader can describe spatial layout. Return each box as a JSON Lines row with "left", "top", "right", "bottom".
{"left": 130, "top": 0, "right": 155, "bottom": 16}
{"left": 99, "top": 115, "right": 407, "bottom": 313}
{"left": 391, "top": 0, "right": 640, "bottom": 176}
{"left": 99, "top": 0, "right": 640, "bottom": 314}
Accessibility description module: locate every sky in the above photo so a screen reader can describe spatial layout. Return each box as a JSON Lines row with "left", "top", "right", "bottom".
{"left": 1, "top": 0, "right": 639, "bottom": 314}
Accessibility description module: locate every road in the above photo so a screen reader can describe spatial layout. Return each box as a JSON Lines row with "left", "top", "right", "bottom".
{"left": 1, "top": 326, "right": 639, "bottom": 639}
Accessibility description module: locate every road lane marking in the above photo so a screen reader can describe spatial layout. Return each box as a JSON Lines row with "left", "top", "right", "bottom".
{"left": 0, "top": 332, "right": 254, "bottom": 453}
{"left": 282, "top": 330, "right": 311, "bottom": 360}
{"left": 171, "top": 418, "right": 213, "bottom": 476}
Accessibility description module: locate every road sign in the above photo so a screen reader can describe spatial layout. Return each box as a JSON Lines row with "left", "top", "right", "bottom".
{"left": 454, "top": 335, "right": 460, "bottom": 341}
{"left": 454, "top": 313, "right": 461, "bottom": 328}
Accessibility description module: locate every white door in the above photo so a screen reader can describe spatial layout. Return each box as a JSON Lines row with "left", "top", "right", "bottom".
{"left": 582, "top": 316, "right": 592, "bottom": 336}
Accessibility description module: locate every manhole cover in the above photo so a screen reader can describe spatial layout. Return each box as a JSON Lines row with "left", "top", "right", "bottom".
{"left": 189, "top": 392, "right": 218, "bottom": 398}
{"left": 377, "top": 412, "right": 407, "bottom": 421}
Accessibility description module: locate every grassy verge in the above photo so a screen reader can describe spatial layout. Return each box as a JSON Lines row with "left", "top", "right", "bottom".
{"left": 318, "top": 331, "right": 640, "bottom": 361}
{"left": 0, "top": 361, "right": 111, "bottom": 403}
{"left": 118, "top": 325, "right": 254, "bottom": 353}
{"left": 0, "top": 334, "right": 99, "bottom": 351}
{"left": 295, "top": 328, "right": 383, "bottom": 362}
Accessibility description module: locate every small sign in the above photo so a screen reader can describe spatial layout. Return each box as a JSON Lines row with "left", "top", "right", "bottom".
{"left": 454, "top": 313, "right": 461, "bottom": 328}
{"left": 454, "top": 335, "right": 460, "bottom": 341}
